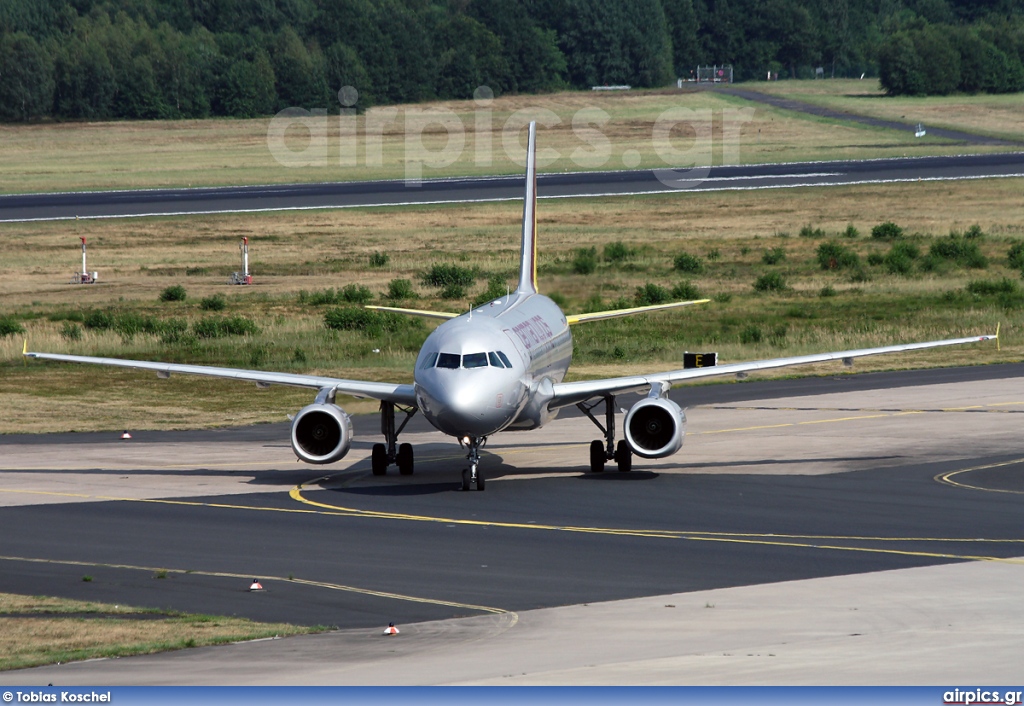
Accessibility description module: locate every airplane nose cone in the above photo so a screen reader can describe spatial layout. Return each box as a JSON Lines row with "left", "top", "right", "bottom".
{"left": 416, "top": 376, "right": 513, "bottom": 437}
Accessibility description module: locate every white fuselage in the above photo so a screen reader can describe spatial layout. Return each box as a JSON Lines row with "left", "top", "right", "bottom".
{"left": 413, "top": 291, "right": 572, "bottom": 438}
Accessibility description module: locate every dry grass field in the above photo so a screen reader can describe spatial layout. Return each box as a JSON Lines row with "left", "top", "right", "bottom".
{"left": 0, "top": 86, "right": 1008, "bottom": 195}
{"left": 0, "top": 592, "right": 317, "bottom": 671}
{"left": 2, "top": 177, "right": 1022, "bottom": 433}
{"left": 748, "top": 78, "right": 1024, "bottom": 142}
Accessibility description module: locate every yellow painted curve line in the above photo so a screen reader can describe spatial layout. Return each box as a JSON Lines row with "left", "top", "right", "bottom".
{"left": 935, "top": 456, "right": 1024, "bottom": 496}
{"left": 0, "top": 554, "right": 513, "bottom": 619}
{"left": 288, "top": 483, "right": 1024, "bottom": 564}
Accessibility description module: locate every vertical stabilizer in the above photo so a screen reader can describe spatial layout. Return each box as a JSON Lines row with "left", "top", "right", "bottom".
{"left": 517, "top": 121, "right": 538, "bottom": 294}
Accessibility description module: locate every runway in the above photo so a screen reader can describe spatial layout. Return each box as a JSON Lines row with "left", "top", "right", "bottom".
{"left": 2, "top": 152, "right": 1023, "bottom": 222}
{"left": 2, "top": 364, "right": 1024, "bottom": 683}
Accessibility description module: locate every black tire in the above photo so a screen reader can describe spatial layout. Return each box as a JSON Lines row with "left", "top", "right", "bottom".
{"left": 615, "top": 440, "right": 632, "bottom": 472}
{"left": 477, "top": 474, "right": 485, "bottom": 491}
{"left": 589, "top": 439, "right": 606, "bottom": 473}
{"left": 461, "top": 468, "right": 471, "bottom": 491}
{"left": 397, "top": 443, "right": 414, "bottom": 475}
{"left": 371, "top": 443, "right": 388, "bottom": 476}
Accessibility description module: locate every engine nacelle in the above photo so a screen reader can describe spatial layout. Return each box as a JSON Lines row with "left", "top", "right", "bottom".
{"left": 290, "top": 403, "right": 353, "bottom": 464}
{"left": 624, "top": 397, "right": 686, "bottom": 459}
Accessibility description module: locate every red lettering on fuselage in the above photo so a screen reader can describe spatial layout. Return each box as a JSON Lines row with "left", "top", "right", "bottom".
{"left": 511, "top": 314, "right": 554, "bottom": 350}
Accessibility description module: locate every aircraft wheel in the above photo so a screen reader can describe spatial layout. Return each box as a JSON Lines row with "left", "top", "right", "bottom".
{"left": 371, "top": 443, "right": 388, "bottom": 476}
{"left": 615, "top": 440, "right": 632, "bottom": 473}
{"left": 461, "top": 468, "right": 471, "bottom": 491}
{"left": 589, "top": 440, "right": 606, "bottom": 473}
{"left": 477, "top": 475, "right": 485, "bottom": 491}
{"left": 397, "top": 443, "right": 414, "bottom": 475}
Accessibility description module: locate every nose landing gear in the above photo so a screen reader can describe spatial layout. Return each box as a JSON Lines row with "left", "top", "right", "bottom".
{"left": 460, "top": 436, "right": 487, "bottom": 491}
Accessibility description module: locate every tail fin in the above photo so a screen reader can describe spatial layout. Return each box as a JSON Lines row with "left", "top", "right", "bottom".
{"left": 517, "top": 121, "right": 538, "bottom": 294}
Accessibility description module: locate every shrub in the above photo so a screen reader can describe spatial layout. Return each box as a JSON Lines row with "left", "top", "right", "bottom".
{"left": 369, "top": 251, "right": 390, "bottom": 267}
{"left": 158, "top": 318, "right": 190, "bottom": 344}
{"left": 159, "top": 285, "right": 187, "bottom": 302}
{"left": 341, "top": 284, "right": 373, "bottom": 304}
{"left": 964, "top": 224, "right": 984, "bottom": 240}
{"left": 871, "top": 222, "right": 904, "bottom": 240}
{"left": 799, "top": 224, "right": 825, "bottom": 238}
{"left": 634, "top": 283, "right": 671, "bottom": 306}
{"left": 386, "top": 278, "right": 416, "bottom": 301}
{"left": 200, "top": 294, "right": 227, "bottom": 311}
{"left": 739, "top": 325, "right": 763, "bottom": 344}
{"left": 113, "top": 312, "right": 157, "bottom": 341}
{"left": 673, "top": 252, "right": 704, "bottom": 274}
{"left": 472, "top": 275, "right": 509, "bottom": 307}
{"left": 705, "top": 248, "right": 721, "bottom": 261}
{"left": 83, "top": 311, "right": 113, "bottom": 330}
{"left": 929, "top": 235, "right": 987, "bottom": 269}
{"left": 60, "top": 321, "right": 83, "bottom": 341}
{"left": 1008, "top": 242, "right": 1024, "bottom": 271}
{"left": 817, "top": 242, "right": 860, "bottom": 270}
{"left": 884, "top": 240, "right": 921, "bottom": 275}
{"left": 324, "top": 307, "right": 403, "bottom": 335}
{"left": 440, "top": 283, "right": 466, "bottom": 300}
{"left": 603, "top": 241, "right": 635, "bottom": 262}
{"left": 843, "top": 224, "right": 860, "bottom": 238}
{"left": 820, "top": 285, "right": 837, "bottom": 297}
{"left": 966, "top": 278, "right": 1018, "bottom": 296}
{"left": 192, "top": 316, "right": 259, "bottom": 339}
{"left": 753, "top": 272, "right": 787, "bottom": 292}
{"left": 671, "top": 281, "right": 702, "bottom": 300}
{"left": 0, "top": 317, "right": 25, "bottom": 338}
{"left": 762, "top": 247, "right": 786, "bottom": 265}
{"left": 422, "top": 263, "right": 476, "bottom": 288}
{"left": 572, "top": 247, "right": 598, "bottom": 275}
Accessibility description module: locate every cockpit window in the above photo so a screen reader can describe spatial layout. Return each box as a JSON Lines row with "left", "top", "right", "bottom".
{"left": 436, "top": 353, "right": 461, "bottom": 369}
{"left": 488, "top": 352, "right": 504, "bottom": 368}
{"left": 497, "top": 351, "right": 513, "bottom": 368}
{"left": 421, "top": 352, "right": 439, "bottom": 369}
{"left": 463, "top": 352, "right": 488, "bottom": 369}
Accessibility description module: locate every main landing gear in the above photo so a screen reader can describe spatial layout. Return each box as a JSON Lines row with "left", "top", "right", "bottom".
{"left": 460, "top": 436, "right": 487, "bottom": 491}
{"left": 371, "top": 401, "right": 417, "bottom": 476}
{"left": 578, "top": 394, "right": 632, "bottom": 474}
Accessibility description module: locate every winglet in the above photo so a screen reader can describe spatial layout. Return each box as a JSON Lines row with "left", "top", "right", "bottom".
{"left": 997, "top": 321, "right": 1001, "bottom": 352}
{"left": 23, "top": 339, "right": 27, "bottom": 356}
{"left": 517, "top": 121, "right": 538, "bottom": 294}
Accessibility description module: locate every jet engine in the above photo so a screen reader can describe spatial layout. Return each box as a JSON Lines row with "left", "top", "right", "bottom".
{"left": 623, "top": 397, "right": 686, "bottom": 458}
{"left": 290, "top": 403, "right": 353, "bottom": 464}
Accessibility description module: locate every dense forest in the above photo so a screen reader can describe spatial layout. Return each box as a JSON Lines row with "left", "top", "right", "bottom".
{"left": 0, "top": 0, "right": 1022, "bottom": 122}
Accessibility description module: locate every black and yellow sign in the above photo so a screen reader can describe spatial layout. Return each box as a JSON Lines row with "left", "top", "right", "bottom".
{"left": 683, "top": 352, "right": 717, "bottom": 369}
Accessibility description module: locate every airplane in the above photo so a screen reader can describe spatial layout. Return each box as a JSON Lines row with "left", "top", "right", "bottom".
{"left": 25, "top": 122, "right": 998, "bottom": 491}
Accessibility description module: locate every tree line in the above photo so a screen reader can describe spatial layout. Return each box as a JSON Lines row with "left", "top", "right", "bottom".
{"left": 1, "top": 0, "right": 1022, "bottom": 122}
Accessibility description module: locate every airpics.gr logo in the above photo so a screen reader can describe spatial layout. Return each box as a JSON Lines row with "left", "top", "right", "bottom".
{"left": 943, "top": 689, "right": 1024, "bottom": 705}
{"left": 266, "top": 85, "right": 755, "bottom": 189}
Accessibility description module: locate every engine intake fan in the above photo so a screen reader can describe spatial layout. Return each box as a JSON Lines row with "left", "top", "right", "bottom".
{"left": 624, "top": 397, "right": 686, "bottom": 458}
{"left": 291, "top": 403, "right": 353, "bottom": 464}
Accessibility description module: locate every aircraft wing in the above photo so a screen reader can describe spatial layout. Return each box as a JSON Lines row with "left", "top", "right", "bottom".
{"left": 548, "top": 333, "right": 998, "bottom": 409}
{"left": 565, "top": 299, "right": 709, "bottom": 325}
{"left": 23, "top": 351, "right": 417, "bottom": 405}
